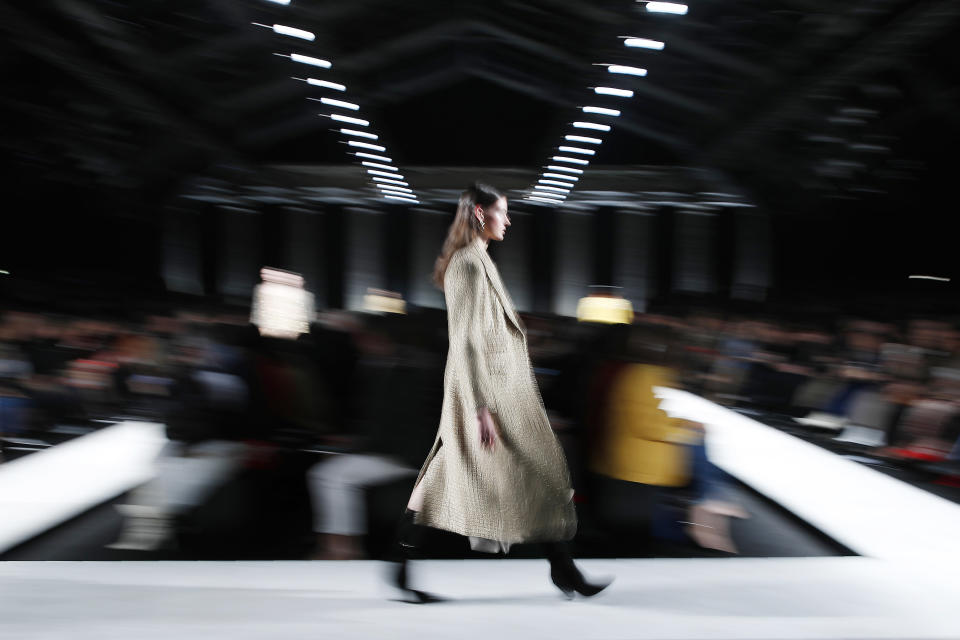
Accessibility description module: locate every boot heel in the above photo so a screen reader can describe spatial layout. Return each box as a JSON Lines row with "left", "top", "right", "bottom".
{"left": 546, "top": 542, "right": 612, "bottom": 598}
{"left": 550, "top": 568, "right": 575, "bottom": 599}
{"left": 388, "top": 510, "right": 443, "bottom": 604}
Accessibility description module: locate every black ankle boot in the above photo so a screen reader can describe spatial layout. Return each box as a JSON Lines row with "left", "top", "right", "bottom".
{"left": 545, "top": 542, "right": 611, "bottom": 599}
{"left": 389, "top": 510, "right": 442, "bottom": 604}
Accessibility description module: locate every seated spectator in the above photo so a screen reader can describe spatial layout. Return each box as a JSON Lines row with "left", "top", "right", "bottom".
{"left": 306, "top": 316, "right": 441, "bottom": 560}
{"left": 587, "top": 325, "right": 745, "bottom": 553}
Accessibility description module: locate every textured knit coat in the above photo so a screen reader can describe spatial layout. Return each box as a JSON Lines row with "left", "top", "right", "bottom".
{"left": 412, "top": 239, "right": 578, "bottom": 544}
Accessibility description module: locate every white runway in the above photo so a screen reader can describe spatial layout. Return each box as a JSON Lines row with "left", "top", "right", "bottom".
{"left": 2, "top": 558, "right": 958, "bottom": 639}
{"left": 0, "top": 421, "right": 167, "bottom": 554}
{"left": 4, "top": 395, "right": 960, "bottom": 638}
{"left": 655, "top": 388, "right": 960, "bottom": 561}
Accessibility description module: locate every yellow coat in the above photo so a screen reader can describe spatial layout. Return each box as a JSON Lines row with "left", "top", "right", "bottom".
{"left": 590, "top": 364, "right": 692, "bottom": 487}
{"left": 413, "top": 240, "right": 577, "bottom": 544}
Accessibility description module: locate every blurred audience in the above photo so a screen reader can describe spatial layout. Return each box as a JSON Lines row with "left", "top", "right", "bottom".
{"left": 4, "top": 299, "right": 960, "bottom": 559}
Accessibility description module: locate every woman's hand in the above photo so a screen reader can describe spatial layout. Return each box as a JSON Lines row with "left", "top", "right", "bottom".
{"left": 477, "top": 406, "right": 500, "bottom": 450}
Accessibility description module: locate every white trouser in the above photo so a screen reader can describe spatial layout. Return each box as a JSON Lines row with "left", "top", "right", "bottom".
{"left": 128, "top": 440, "right": 248, "bottom": 515}
{"left": 308, "top": 453, "right": 415, "bottom": 536}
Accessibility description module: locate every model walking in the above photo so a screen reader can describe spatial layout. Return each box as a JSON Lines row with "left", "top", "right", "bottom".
{"left": 390, "top": 182, "right": 610, "bottom": 603}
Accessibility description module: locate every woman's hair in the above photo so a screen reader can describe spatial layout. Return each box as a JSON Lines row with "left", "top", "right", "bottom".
{"left": 432, "top": 182, "right": 503, "bottom": 290}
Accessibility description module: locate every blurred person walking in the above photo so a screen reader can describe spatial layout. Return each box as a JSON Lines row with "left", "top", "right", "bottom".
{"left": 588, "top": 325, "right": 746, "bottom": 554}
{"left": 307, "top": 318, "right": 438, "bottom": 560}
{"left": 390, "top": 183, "right": 609, "bottom": 603}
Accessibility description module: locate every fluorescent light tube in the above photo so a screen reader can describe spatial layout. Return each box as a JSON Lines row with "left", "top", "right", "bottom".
{"left": 367, "top": 169, "right": 403, "bottom": 179}
{"left": 558, "top": 146, "right": 595, "bottom": 156}
{"left": 645, "top": 3, "right": 688, "bottom": 15}
{"left": 320, "top": 97, "right": 359, "bottom": 110}
{"left": 290, "top": 54, "right": 331, "bottom": 68}
{"left": 582, "top": 107, "right": 620, "bottom": 117}
{"left": 347, "top": 140, "right": 386, "bottom": 151}
{"left": 595, "top": 87, "right": 634, "bottom": 98}
{"left": 307, "top": 78, "right": 345, "bottom": 91}
{"left": 623, "top": 38, "right": 665, "bottom": 50}
{"left": 329, "top": 114, "right": 369, "bottom": 126}
{"left": 340, "top": 128, "right": 378, "bottom": 140}
{"left": 608, "top": 65, "right": 647, "bottom": 76}
{"left": 552, "top": 156, "right": 590, "bottom": 165}
{"left": 272, "top": 24, "right": 314, "bottom": 40}
{"left": 362, "top": 162, "right": 398, "bottom": 171}
{"left": 573, "top": 122, "right": 611, "bottom": 131}
{"left": 355, "top": 152, "right": 392, "bottom": 162}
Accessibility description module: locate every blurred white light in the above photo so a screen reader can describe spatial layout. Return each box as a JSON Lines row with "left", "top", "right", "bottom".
{"left": 532, "top": 191, "right": 566, "bottom": 200}
{"left": 362, "top": 161, "right": 397, "bottom": 171}
{"left": 307, "top": 78, "right": 346, "bottom": 91}
{"left": 329, "top": 114, "right": 369, "bottom": 126}
{"left": 543, "top": 173, "right": 578, "bottom": 181}
{"left": 265, "top": 0, "right": 291, "bottom": 4}
{"left": 700, "top": 202, "right": 756, "bottom": 208}
{"left": 355, "top": 152, "right": 392, "bottom": 162}
{"left": 0, "top": 270, "right": 9, "bottom": 275}
{"left": 840, "top": 107, "right": 878, "bottom": 117}
{"left": 290, "top": 53, "right": 331, "bottom": 68}
{"left": 608, "top": 65, "right": 647, "bottom": 77}
{"left": 565, "top": 135, "right": 602, "bottom": 144}
{"left": 552, "top": 156, "right": 590, "bottom": 165}
{"left": 321, "top": 97, "right": 359, "bottom": 110}
{"left": 582, "top": 107, "right": 620, "bottom": 117}
{"left": 909, "top": 275, "right": 951, "bottom": 282}
{"left": 368, "top": 169, "right": 403, "bottom": 179}
{"left": 526, "top": 197, "right": 563, "bottom": 205}
{"left": 558, "top": 146, "right": 595, "bottom": 156}
{"left": 624, "top": 37, "right": 665, "bottom": 50}
{"left": 341, "top": 128, "right": 377, "bottom": 140}
{"left": 272, "top": 24, "right": 315, "bottom": 40}
{"left": 546, "top": 165, "right": 584, "bottom": 174}
{"left": 849, "top": 143, "right": 889, "bottom": 152}
{"left": 381, "top": 189, "right": 417, "bottom": 199}
{"left": 347, "top": 140, "right": 386, "bottom": 151}
{"left": 384, "top": 195, "right": 419, "bottom": 203}
{"left": 829, "top": 116, "right": 866, "bottom": 125}
{"left": 378, "top": 185, "right": 414, "bottom": 194}
{"left": 539, "top": 180, "right": 575, "bottom": 188}
{"left": 645, "top": 2, "right": 688, "bottom": 15}
{"left": 573, "top": 121, "right": 611, "bottom": 131}
{"left": 372, "top": 176, "right": 408, "bottom": 185}
{"left": 535, "top": 185, "right": 570, "bottom": 194}
{"left": 595, "top": 87, "right": 634, "bottom": 98}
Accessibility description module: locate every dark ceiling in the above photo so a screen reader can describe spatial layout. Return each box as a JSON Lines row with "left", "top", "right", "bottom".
{"left": 1, "top": 0, "right": 958, "bottom": 219}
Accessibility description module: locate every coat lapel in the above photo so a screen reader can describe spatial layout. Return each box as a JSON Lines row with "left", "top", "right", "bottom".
{"left": 471, "top": 242, "right": 524, "bottom": 334}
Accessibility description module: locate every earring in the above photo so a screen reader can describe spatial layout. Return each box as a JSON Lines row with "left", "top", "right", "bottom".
{"left": 479, "top": 218, "right": 485, "bottom": 230}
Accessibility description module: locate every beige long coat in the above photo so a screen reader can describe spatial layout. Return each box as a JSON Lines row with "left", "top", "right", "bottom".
{"left": 412, "top": 239, "right": 577, "bottom": 545}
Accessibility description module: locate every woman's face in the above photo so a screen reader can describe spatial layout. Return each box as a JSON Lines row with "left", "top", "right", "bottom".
{"left": 478, "top": 196, "right": 510, "bottom": 242}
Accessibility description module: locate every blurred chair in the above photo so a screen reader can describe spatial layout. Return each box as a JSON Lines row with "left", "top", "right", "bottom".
{"left": 792, "top": 377, "right": 846, "bottom": 414}
{"left": 884, "top": 399, "right": 957, "bottom": 462}
{"left": 833, "top": 389, "right": 896, "bottom": 448}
